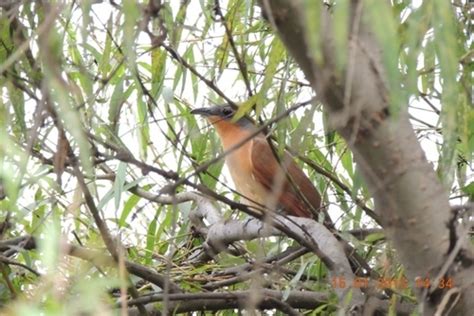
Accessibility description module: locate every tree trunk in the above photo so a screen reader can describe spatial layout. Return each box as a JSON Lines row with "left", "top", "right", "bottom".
{"left": 259, "top": 0, "right": 474, "bottom": 314}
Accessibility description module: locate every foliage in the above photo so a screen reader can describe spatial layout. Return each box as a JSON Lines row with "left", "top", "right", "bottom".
{"left": 0, "top": 0, "right": 471, "bottom": 315}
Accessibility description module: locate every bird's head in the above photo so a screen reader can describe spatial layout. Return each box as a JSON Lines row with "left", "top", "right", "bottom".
{"left": 191, "top": 104, "right": 254, "bottom": 130}
{"left": 191, "top": 104, "right": 257, "bottom": 147}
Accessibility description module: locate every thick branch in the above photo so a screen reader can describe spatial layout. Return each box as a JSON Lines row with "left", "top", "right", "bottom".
{"left": 126, "top": 289, "right": 414, "bottom": 316}
{"left": 0, "top": 236, "right": 182, "bottom": 293}
{"left": 186, "top": 198, "right": 363, "bottom": 304}
{"left": 127, "top": 290, "right": 327, "bottom": 315}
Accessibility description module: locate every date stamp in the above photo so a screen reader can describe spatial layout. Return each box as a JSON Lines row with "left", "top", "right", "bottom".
{"left": 331, "top": 276, "right": 454, "bottom": 290}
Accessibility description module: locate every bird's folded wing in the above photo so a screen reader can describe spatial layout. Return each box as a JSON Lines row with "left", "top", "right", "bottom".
{"left": 250, "top": 137, "right": 321, "bottom": 218}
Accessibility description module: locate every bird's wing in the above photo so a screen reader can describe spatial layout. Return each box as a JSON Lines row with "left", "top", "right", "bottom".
{"left": 250, "top": 137, "right": 321, "bottom": 218}
{"left": 284, "top": 151, "right": 322, "bottom": 213}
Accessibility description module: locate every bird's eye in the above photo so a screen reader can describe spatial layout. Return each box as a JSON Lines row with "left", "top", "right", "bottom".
{"left": 222, "top": 108, "right": 233, "bottom": 116}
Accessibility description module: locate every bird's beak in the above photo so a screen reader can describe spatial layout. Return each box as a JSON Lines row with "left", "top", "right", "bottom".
{"left": 190, "top": 107, "right": 214, "bottom": 117}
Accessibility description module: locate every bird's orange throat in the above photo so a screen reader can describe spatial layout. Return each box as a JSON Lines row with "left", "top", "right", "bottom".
{"left": 207, "top": 117, "right": 254, "bottom": 150}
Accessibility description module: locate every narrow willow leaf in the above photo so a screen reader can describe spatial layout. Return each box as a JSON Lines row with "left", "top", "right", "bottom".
{"left": 256, "top": 37, "right": 285, "bottom": 112}
{"left": 65, "top": 30, "right": 93, "bottom": 97}
{"left": 114, "top": 162, "right": 127, "bottom": 211}
{"left": 47, "top": 77, "right": 93, "bottom": 178}
{"left": 402, "top": 1, "right": 432, "bottom": 96}
{"left": 352, "top": 167, "right": 364, "bottom": 200}
{"left": 233, "top": 94, "right": 257, "bottom": 122}
{"left": 99, "top": 15, "right": 114, "bottom": 79}
{"left": 180, "top": 48, "right": 192, "bottom": 96}
{"left": 82, "top": 42, "right": 102, "bottom": 63}
{"left": 119, "top": 194, "right": 141, "bottom": 227}
{"left": 31, "top": 188, "right": 46, "bottom": 231}
{"left": 171, "top": 0, "right": 190, "bottom": 46}
{"left": 39, "top": 218, "right": 61, "bottom": 272}
{"left": 340, "top": 149, "right": 354, "bottom": 178}
{"left": 0, "top": 17, "right": 13, "bottom": 62}
{"left": 303, "top": 0, "right": 323, "bottom": 64}
{"left": 364, "top": 0, "right": 405, "bottom": 115}
{"left": 172, "top": 56, "right": 184, "bottom": 90}
{"left": 136, "top": 94, "right": 149, "bottom": 159}
{"left": 215, "top": 30, "right": 230, "bottom": 76}
{"left": 6, "top": 82, "right": 26, "bottom": 139}
{"left": 290, "top": 106, "right": 316, "bottom": 151}
{"left": 123, "top": 0, "right": 140, "bottom": 62}
{"left": 156, "top": 207, "right": 173, "bottom": 255}
{"left": 201, "top": 160, "right": 224, "bottom": 190}
{"left": 188, "top": 125, "right": 207, "bottom": 162}
{"left": 79, "top": 0, "right": 92, "bottom": 44}
{"left": 145, "top": 216, "right": 158, "bottom": 265}
{"left": 109, "top": 76, "right": 124, "bottom": 131}
{"left": 421, "top": 39, "right": 436, "bottom": 93}
{"left": 99, "top": 178, "right": 142, "bottom": 211}
{"left": 275, "top": 65, "right": 290, "bottom": 154}
{"left": 322, "top": 112, "right": 335, "bottom": 156}
{"left": 188, "top": 47, "right": 198, "bottom": 101}
{"left": 365, "top": 232, "right": 385, "bottom": 244}
{"left": 151, "top": 48, "right": 167, "bottom": 99}
{"left": 432, "top": 1, "right": 463, "bottom": 186}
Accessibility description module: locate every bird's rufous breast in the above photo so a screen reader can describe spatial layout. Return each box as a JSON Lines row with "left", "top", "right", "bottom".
{"left": 210, "top": 118, "right": 268, "bottom": 210}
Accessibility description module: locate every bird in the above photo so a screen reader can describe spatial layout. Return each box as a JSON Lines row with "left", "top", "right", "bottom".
{"left": 191, "top": 104, "right": 330, "bottom": 224}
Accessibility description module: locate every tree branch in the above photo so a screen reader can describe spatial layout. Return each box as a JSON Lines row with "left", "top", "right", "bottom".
{"left": 0, "top": 235, "right": 183, "bottom": 294}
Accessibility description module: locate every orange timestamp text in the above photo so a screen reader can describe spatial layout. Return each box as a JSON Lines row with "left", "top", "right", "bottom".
{"left": 331, "top": 276, "right": 454, "bottom": 290}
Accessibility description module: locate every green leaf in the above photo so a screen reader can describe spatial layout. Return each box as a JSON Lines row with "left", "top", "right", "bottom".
{"left": 401, "top": 1, "right": 432, "bottom": 96}
{"left": 114, "top": 162, "right": 127, "bottom": 211}
{"left": 364, "top": 0, "right": 405, "bottom": 115}
{"left": 0, "top": 16, "right": 13, "bottom": 62}
{"left": 170, "top": 1, "right": 190, "bottom": 46}
{"left": 352, "top": 166, "right": 364, "bottom": 200}
{"left": 99, "top": 178, "right": 142, "bottom": 211}
{"left": 48, "top": 77, "right": 93, "bottom": 177}
{"left": 39, "top": 217, "right": 61, "bottom": 272}
{"left": 201, "top": 159, "right": 224, "bottom": 190}
{"left": 432, "top": 1, "right": 463, "bottom": 187}
{"left": 365, "top": 232, "right": 385, "bottom": 244}
{"left": 31, "top": 188, "right": 46, "bottom": 231}
{"left": 66, "top": 33, "right": 92, "bottom": 97}
{"left": 233, "top": 95, "right": 257, "bottom": 122}
{"left": 123, "top": 0, "right": 140, "bottom": 61}
{"left": 461, "top": 182, "right": 474, "bottom": 200}
{"left": 340, "top": 149, "right": 353, "bottom": 178}
{"left": 145, "top": 216, "right": 158, "bottom": 265}
{"left": 156, "top": 207, "right": 173, "bottom": 255}
{"left": 303, "top": 0, "right": 323, "bottom": 64}
{"left": 256, "top": 37, "right": 285, "bottom": 112}
{"left": 119, "top": 193, "right": 141, "bottom": 227}
{"left": 188, "top": 47, "right": 198, "bottom": 101}
{"left": 151, "top": 48, "right": 167, "bottom": 99}
{"left": 99, "top": 15, "right": 114, "bottom": 79}
{"left": 109, "top": 76, "right": 124, "bottom": 129}
{"left": 6, "top": 82, "right": 26, "bottom": 139}
{"left": 322, "top": 112, "right": 336, "bottom": 155}
{"left": 136, "top": 93, "right": 149, "bottom": 159}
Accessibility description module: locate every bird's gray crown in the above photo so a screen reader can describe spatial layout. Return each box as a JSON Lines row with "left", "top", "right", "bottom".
{"left": 190, "top": 104, "right": 254, "bottom": 127}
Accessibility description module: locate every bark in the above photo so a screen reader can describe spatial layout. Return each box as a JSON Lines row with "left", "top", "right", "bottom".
{"left": 259, "top": 0, "right": 474, "bottom": 315}
{"left": 202, "top": 216, "right": 363, "bottom": 303}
